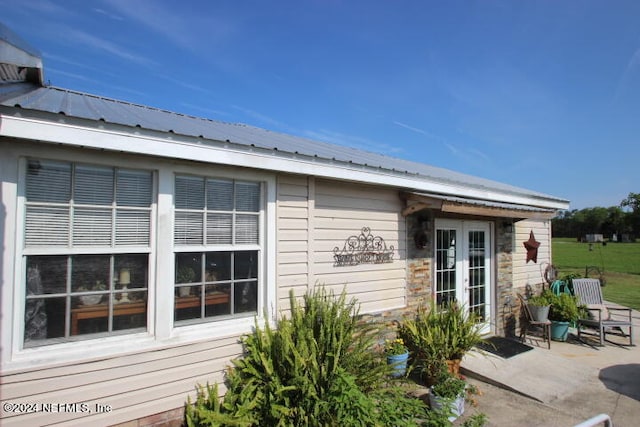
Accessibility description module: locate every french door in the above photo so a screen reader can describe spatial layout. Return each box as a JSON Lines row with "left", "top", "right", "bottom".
{"left": 434, "top": 219, "right": 492, "bottom": 333}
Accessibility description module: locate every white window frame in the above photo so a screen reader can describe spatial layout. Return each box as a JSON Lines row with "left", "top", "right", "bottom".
{"left": 172, "top": 174, "right": 263, "bottom": 325}
{"left": 10, "top": 153, "right": 158, "bottom": 367}
{"left": 6, "top": 146, "right": 276, "bottom": 371}
{"left": 158, "top": 164, "right": 275, "bottom": 341}
{"left": 21, "top": 159, "right": 155, "bottom": 346}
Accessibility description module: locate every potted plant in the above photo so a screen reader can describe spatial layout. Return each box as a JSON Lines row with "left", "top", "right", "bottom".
{"left": 428, "top": 364, "right": 467, "bottom": 422}
{"left": 399, "top": 302, "right": 485, "bottom": 384}
{"left": 546, "top": 290, "right": 581, "bottom": 341}
{"left": 384, "top": 338, "right": 409, "bottom": 377}
{"left": 527, "top": 292, "right": 551, "bottom": 322}
{"left": 176, "top": 266, "right": 196, "bottom": 297}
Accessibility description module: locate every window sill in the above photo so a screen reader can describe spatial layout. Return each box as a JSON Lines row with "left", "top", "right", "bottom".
{"left": 3, "top": 316, "right": 264, "bottom": 374}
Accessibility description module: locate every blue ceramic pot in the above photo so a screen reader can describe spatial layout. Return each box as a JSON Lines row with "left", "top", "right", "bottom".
{"left": 387, "top": 351, "right": 409, "bottom": 377}
{"left": 551, "top": 320, "right": 570, "bottom": 341}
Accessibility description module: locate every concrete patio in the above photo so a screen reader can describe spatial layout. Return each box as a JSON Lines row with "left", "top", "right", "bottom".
{"left": 459, "top": 306, "right": 640, "bottom": 426}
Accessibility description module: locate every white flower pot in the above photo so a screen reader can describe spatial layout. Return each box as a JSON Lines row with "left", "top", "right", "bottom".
{"left": 428, "top": 390, "right": 465, "bottom": 422}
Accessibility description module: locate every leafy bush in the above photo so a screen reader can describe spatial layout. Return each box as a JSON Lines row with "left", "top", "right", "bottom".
{"left": 461, "top": 412, "right": 488, "bottom": 427}
{"left": 430, "top": 369, "right": 466, "bottom": 400}
{"left": 399, "top": 302, "right": 484, "bottom": 381}
{"left": 526, "top": 292, "right": 552, "bottom": 307}
{"left": 185, "top": 287, "right": 428, "bottom": 426}
{"left": 542, "top": 289, "right": 582, "bottom": 322}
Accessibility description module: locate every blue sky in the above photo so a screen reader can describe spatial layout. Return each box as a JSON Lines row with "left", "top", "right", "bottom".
{"left": 3, "top": 1, "right": 640, "bottom": 210}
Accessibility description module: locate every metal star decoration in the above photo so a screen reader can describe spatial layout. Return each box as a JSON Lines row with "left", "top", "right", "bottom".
{"left": 523, "top": 230, "right": 540, "bottom": 263}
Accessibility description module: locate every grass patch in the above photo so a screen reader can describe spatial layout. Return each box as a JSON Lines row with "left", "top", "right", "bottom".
{"left": 552, "top": 238, "right": 640, "bottom": 310}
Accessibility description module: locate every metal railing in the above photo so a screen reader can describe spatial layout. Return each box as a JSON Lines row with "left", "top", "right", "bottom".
{"left": 573, "top": 414, "right": 613, "bottom": 427}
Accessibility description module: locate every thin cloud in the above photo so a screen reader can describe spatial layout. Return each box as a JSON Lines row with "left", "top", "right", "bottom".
{"left": 45, "top": 67, "right": 102, "bottom": 84}
{"left": 445, "top": 143, "right": 459, "bottom": 155}
{"left": 43, "top": 53, "right": 121, "bottom": 79}
{"left": 59, "top": 27, "right": 156, "bottom": 67}
{"left": 613, "top": 47, "right": 640, "bottom": 103}
{"left": 231, "top": 105, "right": 292, "bottom": 131}
{"left": 104, "top": 0, "right": 235, "bottom": 52}
{"left": 11, "top": 0, "right": 71, "bottom": 17}
{"left": 393, "top": 121, "right": 430, "bottom": 137}
{"left": 445, "top": 143, "right": 491, "bottom": 165}
{"left": 393, "top": 120, "right": 447, "bottom": 145}
{"left": 157, "top": 74, "right": 213, "bottom": 95}
{"left": 180, "top": 103, "right": 229, "bottom": 120}
{"left": 46, "top": 67, "right": 147, "bottom": 98}
{"left": 468, "top": 148, "right": 490, "bottom": 162}
{"left": 93, "top": 8, "right": 124, "bottom": 21}
{"left": 305, "top": 129, "right": 404, "bottom": 155}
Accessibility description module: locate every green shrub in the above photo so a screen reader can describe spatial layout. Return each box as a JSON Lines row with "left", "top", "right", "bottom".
{"left": 461, "top": 412, "right": 488, "bottom": 427}
{"left": 185, "top": 287, "right": 427, "bottom": 426}
{"left": 541, "top": 289, "right": 582, "bottom": 322}
{"left": 399, "top": 302, "right": 484, "bottom": 381}
{"left": 526, "top": 292, "right": 552, "bottom": 307}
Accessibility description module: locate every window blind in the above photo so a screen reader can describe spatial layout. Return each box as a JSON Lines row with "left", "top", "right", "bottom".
{"left": 25, "top": 160, "right": 152, "bottom": 249}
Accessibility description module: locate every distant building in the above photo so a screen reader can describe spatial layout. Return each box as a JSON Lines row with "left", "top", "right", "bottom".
{"left": 585, "top": 234, "right": 604, "bottom": 243}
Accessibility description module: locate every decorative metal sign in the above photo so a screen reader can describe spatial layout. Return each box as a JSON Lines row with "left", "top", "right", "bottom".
{"left": 333, "top": 227, "right": 395, "bottom": 267}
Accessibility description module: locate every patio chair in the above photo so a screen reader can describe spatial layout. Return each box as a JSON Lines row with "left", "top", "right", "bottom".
{"left": 517, "top": 293, "right": 551, "bottom": 349}
{"left": 572, "top": 278, "right": 634, "bottom": 346}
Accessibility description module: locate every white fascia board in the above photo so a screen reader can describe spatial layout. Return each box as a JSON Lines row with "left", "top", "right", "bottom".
{"left": 0, "top": 114, "right": 569, "bottom": 211}
{"left": 0, "top": 40, "right": 43, "bottom": 69}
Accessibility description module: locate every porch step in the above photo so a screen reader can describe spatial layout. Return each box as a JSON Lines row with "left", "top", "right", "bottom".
{"left": 461, "top": 344, "right": 598, "bottom": 403}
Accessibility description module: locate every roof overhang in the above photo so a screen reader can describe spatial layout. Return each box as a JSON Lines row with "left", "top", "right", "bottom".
{"left": 0, "top": 23, "right": 44, "bottom": 85}
{"left": 0, "top": 112, "right": 566, "bottom": 209}
{"left": 401, "top": 192, "right": 559, "bottom": 220}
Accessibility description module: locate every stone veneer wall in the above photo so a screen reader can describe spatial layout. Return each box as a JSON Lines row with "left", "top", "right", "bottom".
{"left": 495, "top": 221, "right": 517, "bottom": 338}
{"left": 359, "top": 210, "right": 434, "bottom": 342}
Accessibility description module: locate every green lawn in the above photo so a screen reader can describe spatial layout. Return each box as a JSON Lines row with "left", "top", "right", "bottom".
{"left": 552, "top": 238, "right": 640, "bottom": 310}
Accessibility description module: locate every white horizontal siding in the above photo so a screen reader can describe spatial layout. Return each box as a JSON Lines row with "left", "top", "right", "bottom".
{"left": 313, "top": 179, "right": 406, "bottom": 313}
{"left": 276, "top": 175, "right": 310, "bottom": 306}
{"left": 275, "top": 175, "right": 407, "bottom": 316}
{"left": 1, "top": 336, "right": 241, "bottom": 426}
{"left": 513, "top": 219, "right": 552, "bottom": 290}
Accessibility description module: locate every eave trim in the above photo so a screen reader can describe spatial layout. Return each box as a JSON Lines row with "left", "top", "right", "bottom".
{"left": 402, "top": 192, "right": 558, "bottom": 219}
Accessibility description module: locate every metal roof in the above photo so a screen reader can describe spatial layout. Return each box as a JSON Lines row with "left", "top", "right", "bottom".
{"left": 0, "top": 82, "right": 568, "bottom": 208}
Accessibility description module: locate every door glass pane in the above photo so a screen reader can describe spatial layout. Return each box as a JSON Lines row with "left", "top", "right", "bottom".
{"left": 468, "top": 230, "right": 486, "bottom": 320}
{"left": 436, "top": 229, "right": 457, "bottom": 305}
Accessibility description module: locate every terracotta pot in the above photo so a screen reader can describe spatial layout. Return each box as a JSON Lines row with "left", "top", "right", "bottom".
{"left": 446, "top": 359, "right": 461, "bottom": 377}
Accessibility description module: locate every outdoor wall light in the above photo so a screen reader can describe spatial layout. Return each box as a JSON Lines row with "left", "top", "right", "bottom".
{"left": 503, "top": 221, "right": 513, "bottom": 233}
{"left": 414, "top": 218, "right": 430, "bottom": 249}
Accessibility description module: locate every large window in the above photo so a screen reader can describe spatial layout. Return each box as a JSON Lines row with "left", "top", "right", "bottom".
{"left": 174, "top": 175, "right": 261, "bottom": 324}
{"left": 23, "top": 159, "right": 153, "bottom": 346}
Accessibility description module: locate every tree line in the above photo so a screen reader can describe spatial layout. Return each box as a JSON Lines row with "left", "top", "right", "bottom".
{"left": 552, "top": 192, "right": 640, "bottom": 240}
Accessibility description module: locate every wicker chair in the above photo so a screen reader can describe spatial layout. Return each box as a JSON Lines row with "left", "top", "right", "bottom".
{"left": 517, "top": 293, "right": 551, "bottom": 349}
{"left": 573, "top": 278, "right": 634, "bottom": 346}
